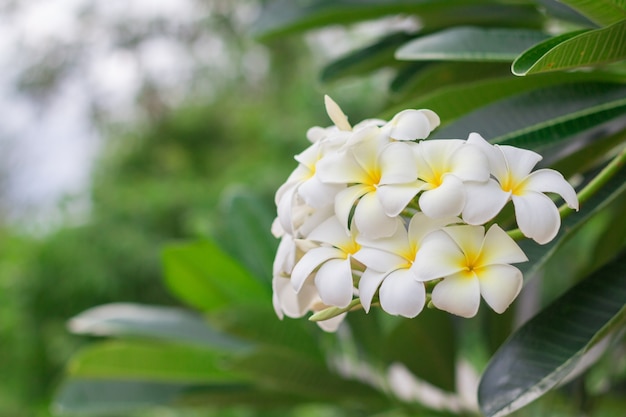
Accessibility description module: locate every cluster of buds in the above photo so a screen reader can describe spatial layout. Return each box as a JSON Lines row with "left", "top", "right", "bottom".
{"left": 272, "top": 96, "right": 578, "bottom": 331}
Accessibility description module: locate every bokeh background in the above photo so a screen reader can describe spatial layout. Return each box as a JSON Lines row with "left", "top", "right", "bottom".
{"left": 0, "top": 1, "right": 386, "bottom": 415}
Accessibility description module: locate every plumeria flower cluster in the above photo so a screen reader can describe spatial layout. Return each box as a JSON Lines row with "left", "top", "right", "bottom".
{"left": 271, "top": 96, "right": 579, "bottom": 331}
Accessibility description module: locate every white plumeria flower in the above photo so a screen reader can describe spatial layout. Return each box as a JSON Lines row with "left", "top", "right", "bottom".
{"left": 273, "top": 277, "right": 346, "bottom": 332}
{"left": 463, "top": 133, "right": 579, "bottom": 244}
{"left": 272, "top": 233, "right": 347, "bottom": 332}
{"left": 317, "top": 128, "right": 424, "bottom": 238}
{"left": 354, "top": 213, "right": 458, "bottom": 318}
{"left": 382, "top": 108, "right": 440, "bottom": 141}
{"left": 414, "top": 224, "right": 528, "bottom": 318}
{"left": 414, "top": 139, "right": 490, "bottom": 219}
{"left": 290, "top": 216, "right": 362, "bottom": 308}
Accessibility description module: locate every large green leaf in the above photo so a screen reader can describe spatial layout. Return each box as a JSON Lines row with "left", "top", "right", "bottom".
{"left": 478, "top": 253, "right": 626, "bottom": 417}
{"left": 67, "top": 302, "right": 244, "bottom": 349}
{"left": 431, "top": 82, "right": 626, "bottom": 147}
{"left": 512, "top": 20, "right": 626, "bottom": 75}
{"left": 395, "top": 27, "right": 549, "bottom": 62}
{"left": 230, "top": 347, "right": 388, "bottom": 408}
{"left": 209, "top": 305, "right": 324, "bottom": 360}
{"left": 252, "top": 1, "right": 543, "bottom": 40}
{"left": 384, "top": 71, "right": 622, "bottom": 124}
{"left": 214, "top": 188, "right": 277, "bottom": 282}
{"left": 162, "top": 240, "right": 269, "bottom": 312}
{"left": 68, "top": 340, "right": 244, "bottom": 383}
{"left": 557, "top": 0, "right": 626, "bottom": 26}
{"left": 54, "top": 379, "right": 189, "bottom": 415}
{"left": 321, "top": 31, "right": 416, "bottom": 82}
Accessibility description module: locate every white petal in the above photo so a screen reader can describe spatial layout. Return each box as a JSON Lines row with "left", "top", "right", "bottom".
{"left": 315, "top": 258, "right": 354, "bottom": 308}
{"left": 334, "top": 184, "right": 370, "bottom": 231}
{"left": 298, "top": 204, "right": 334, "bottom": 237}
{"left": 377, "top": 182, "right": 423, "bottom": 217}
{"left": 499, "top": 145, "right": 542, "bottom": 180}
{"left": 479, "top": 224, "right": 528, "bottom": 266}
{"left": 273, "top": 234, "right": 296, "bottom": 275}
{"left": 298, "top": 176, "right": 344, "bottom": 208}
{"left": 306, "top": 126, "right": 331, "bottom": 143}
{"left": 431, "top": 272, "right": 481, "bottom": 318}
{"left": 386, "top": 109, "right": 436, "bottom": 140}
{"left": 379, "top": 269, "right": 426, "bottom": 318}
{"left": 276, "top": 184, "right": 298, "bottom": 234}
{"left": 523, "top": 169, "right": 579, "bottom": 210}
{"left": 418, "top": 175, "right": 466, "bottom": 218}
{"left": 353, "top": 192, "right": 398, "bottom": 238}
{"left": 358, "top": 268, "right": 388, "bottom": 312}
{"left": 349, "top": 126, "right": 387, "bottom": 170}
{"left": 466, "top": 133, "right": 507, "bottom": 179}
{"left": 291, "top": 246, "right": 343, "bottom": 292}
{"left": 478, "top": 264, "right": 523, "bottom": 314}
{"left": 449, "top": 142, "right": 490, "bottom": 182}
{"left": 294, "top": 141, "right": 322, "bottom": 168}
{"left": 407, "top": 212, "right": 459, "bottom": 251}
{"left": 462, "top": 179, "right": 510, "bottom": 225}
{"left": 317, "top": 151, "right": 367, "bottom": 184}
{"left": 413, "top": 230, "right": 466, "bottom": 281}
{"left": 316, "top": 313, "right": 346, "bottom": 332}
{"left": 325, "top": 95, "right": 352, "bottom": 131}
{"left": 273, "top": 276, "right": 318, "bottom": 318}
{"left": 442, "top": 225, "right": 485, "bottom": 260}
{"left": 307, "top": 216, "right": 351, "bottom": 247}
{"left": 512, "top": 192, "right": 561, "bottom": 244}
{"left": 353, "top": 246, "right": 406, "bottom": 272}
{"left": 379, "top": 142, "right": 419, "bottom": 184}
{"left": 419, "top": 139, "right": 464, "bottom": 170}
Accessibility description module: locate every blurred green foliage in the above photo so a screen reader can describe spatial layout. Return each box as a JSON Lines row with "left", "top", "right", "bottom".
{"left": 0, "top": 19, "right": 384, "bottom": 416}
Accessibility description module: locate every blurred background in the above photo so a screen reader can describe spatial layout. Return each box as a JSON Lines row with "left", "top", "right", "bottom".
{"left": 0, "top": 1, "right": 388, "bottom": 415}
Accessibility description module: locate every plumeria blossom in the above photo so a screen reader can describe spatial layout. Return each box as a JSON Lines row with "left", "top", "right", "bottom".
{"left": 354, "top": 213, "right": 458, "bottom": 317}
{"left": 271, "top": 95, "right": 579, "bottom": 331}
{"left": 317, "top": 129, "right": 424, "bottom": 238}
{"left": 290, "top": 216, "right": 363, "bottom": 308}
{"left": 414, "top": 139, "right": 490, "bottom": 219}
{"left": 414, "top": 224, "right": 528, "bottom": 318}
{"left": 463, "top": 133, "right": 579, "bottom": 244}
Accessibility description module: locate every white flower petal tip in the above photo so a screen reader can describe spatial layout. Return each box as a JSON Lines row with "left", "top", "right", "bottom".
{"left": 386, "top": 109, "right": 440, "bottom": 140}
{"left": 324, "top": 95, "right": 352, "bottom": 131}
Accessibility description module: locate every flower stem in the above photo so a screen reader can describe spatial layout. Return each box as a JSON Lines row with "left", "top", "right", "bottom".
{"left": 309, "top": 298, "right": 363, "bottom": 322}
{"left": 507, "top": 144, "right": 626, "bottom": 241}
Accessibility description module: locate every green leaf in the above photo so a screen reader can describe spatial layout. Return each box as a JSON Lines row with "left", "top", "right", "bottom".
{"left": 512, "top": 20, "right": 626, "bottom": 75}
{"left": 390, "top": 61, "right": 510, "bottom": 99}
{"left": 252, "top": 1, "right": 543, "bottom": 40}
{"left": 54, "top": 379, "right": 189, "bottom": 415}
{"left": 384, "top": 71, "right": 622, "bottom": 125}
{"left": 215, "top": 188, "right": 277, "bottom": 282}
{"left": 68, "top": 340, "right": 244, "bottom": 383}
{"left": 431, "top": 82, "right": 626, "bottom": 148}
{"left": 162, "top": 240, "right": 269, "bottom": 312}
{"left": 478, "top": 253, "right": 626, "bottom": 417}
{"left": 557, "top": 0, "right": 626, "bottom": 26}
{"left": 67, "top": 302, "right": 244, "bottom": 349}
{"left": 230, "top": 347, "right": 388, "bottom": 407}
{"left": 395, "top": 27, "right": 549, "bottom": 62}
{"left": 384, "top": 308, "right": 456, "bottom": 391}
{"left": 209, "top": 305, "right": 324, "bottom": 360}
{"left": 321, "top": 31, "right": 415, "bottom": 82}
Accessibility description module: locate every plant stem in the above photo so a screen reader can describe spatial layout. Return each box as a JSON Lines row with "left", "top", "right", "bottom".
{"left": 507, "top": 144, "right": 626, "bottom": 241}
{"left": 309, "top": 298, "right": 363, "bottom": 322}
